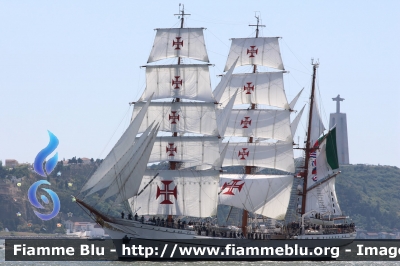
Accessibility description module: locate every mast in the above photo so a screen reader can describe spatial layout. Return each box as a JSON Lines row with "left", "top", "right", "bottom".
{"left": 167, "top": 4, "right": 190, "bottom": 225}
{"left": 174, "top": 4, "right": 190, "bottom": 66}
{"left": 242, "top": 14, "right": 265, "bottom": 236}
{"left": 300, "top": 60, "right": 319, "bottom": 215}
{"left": 170, "top": 5, "right": 190, "bottom": 169}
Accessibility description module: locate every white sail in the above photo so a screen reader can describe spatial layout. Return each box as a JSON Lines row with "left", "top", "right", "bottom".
{"left": 102, "top": 125, "right": 159, "bottom": 204}
{"left": 305, "top": 177, "right": 342, "bottom": 216}
{"left": 290, "top": 105, "right": 305, "bottom": 139}
{"left": 196, "top": 141, "right": 229, "bottom": 171}
{"left": 224, "top": 109, "right": 291, "bottom": 140}
{"left": 130, "top": 170, "right": 219, "bottom": 217}
{"left": 289, "top": 88, "right": 304, "bottom": 110}
{"left": 140, "top": 64, "right": 214, "bottom": 102}
{"left": 147, "top": 136, "right": 221, "bottom": 168}
{"left": 131, "top": 102, "right": 218, "bottom": 136}
{"left": 310, "top": 99, "right": 326, "bottom": 145}
{"left": 218, "top": 72, "right": 289, "bottom": 109}
{"left": 87, "top": 123, "right": 155, "bottom": 196}
{"left": 223, "top": 141, "right": 295, "bottom": 173}
{"left": 216, "top": 90, "right": 238, "bottom": 137}
{"left": 81, "top": 96, "right": 152, "bottom": 193}
{"left": 148, "top": 28, "right": 209, "bottom": 63}
{"left": 213, "top": 57, "right": 238, "bottom": 103}
{"left": 224, "top": 37, "right": 284, "bottom": 71}
{"left": 219, "top": 174, "right": 294, "bottom": 220}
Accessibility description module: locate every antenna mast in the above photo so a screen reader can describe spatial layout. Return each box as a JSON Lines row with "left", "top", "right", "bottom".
{"left": 170, "top": 4, "right": 191, "bottom": 169}
{"left": 301, "top": 59, "right": 319, "bottom": 215}
{"left": 174, "top": 4, "right": 191, "bottom": 29}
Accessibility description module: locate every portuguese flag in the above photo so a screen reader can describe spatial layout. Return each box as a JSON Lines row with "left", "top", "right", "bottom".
{"left": 312, "top": 127, "right": 339, "bottom": 170}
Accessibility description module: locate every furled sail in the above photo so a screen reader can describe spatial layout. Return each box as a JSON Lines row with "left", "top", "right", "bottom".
{"left": 306, "top": 127, "right": 339, "bottom": 188}
{"left": 146, "top": 136, "right": 221, "bottom": 168}
{"left": 131, "top": 102, "right": 218, "bottom": 136}
{"left": 305, "top": 177, "right": 342, "bottom": 216}
{"left": 130, "top": 170, "right": 219, "bottom": 217}
{"left": 224, "top": 37, "right": 284, "bottom": 71}
{"left": 148, "top": 28, "right": 209, "bottom": 63}
{"left": 219, "top": 174, "right": 294, "bottom": 220}
{"left": 223, "top": 141, "right": 295, "bottom": 173}
{"left": 218, "top": 72, "right": 289, "bottom": 109}
{"left": 140, "top": 64, "right": 214, "bottom": 102}
{"left": 224, "top": 109, "right": 291, "bottom": 140}
{"left": 80, "top": 96, "right": 152, "bottom": 193}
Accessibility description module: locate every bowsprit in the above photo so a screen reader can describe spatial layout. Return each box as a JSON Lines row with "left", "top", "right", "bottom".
{"left": 156, "top": 181, "right": 177, "bottom": 204}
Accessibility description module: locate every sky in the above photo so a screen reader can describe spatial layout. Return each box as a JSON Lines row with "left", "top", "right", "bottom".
{"left": 1, "top": 1, "right": 399, "bottom": 167}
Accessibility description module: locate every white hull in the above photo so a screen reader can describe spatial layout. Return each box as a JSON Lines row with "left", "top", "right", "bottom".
{"left": 104, "top": 218, "right": 356, "bottom": 240}
{"left": 103, "top": 220, "right": 356, "bottom": 260}
{"left": 104, "top": 219, "right": 204, "bottom": 239}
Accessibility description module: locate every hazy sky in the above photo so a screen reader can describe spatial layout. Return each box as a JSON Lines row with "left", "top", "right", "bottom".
{"left": 1, "top": 1, "right": 399, "bottom": 167}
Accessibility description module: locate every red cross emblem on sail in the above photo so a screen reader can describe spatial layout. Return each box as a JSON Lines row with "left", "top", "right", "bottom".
{"left": 221, "top": 180, "right": 244, "bottom": 195}
{"left": 156, "top": 181, "right": 177, "bottom": 204}
{"left": 238, "top": 148, "right": 249, "bottom": 160}
{"left": 247, "top": 45, "right": 258, "bottom": 58}
{"left": 172, "top": 37, "right": 183, "bottom": 50}
{"left": 240, "top": 117, "right": 252, "bottom": 128}
{"left": 166, "top": 143, "right": 177, "bottom": 156}
{"left": 172, "top": 76, "right": 183, "bottom": 89}
{"left": 243, "top": 82, "right": 254, "bottom": 94}
{"left": 169, "top": 111, "right": 180, "bottom": 124}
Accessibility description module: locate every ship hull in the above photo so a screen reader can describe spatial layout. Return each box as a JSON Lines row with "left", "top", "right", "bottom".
{"left": 104, "top": 220, "right": 356, "bottom": 260}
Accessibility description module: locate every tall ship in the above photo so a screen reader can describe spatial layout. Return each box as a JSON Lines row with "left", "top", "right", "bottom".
{"left": 76, "top": 6, "right": 356, "bottom": 257}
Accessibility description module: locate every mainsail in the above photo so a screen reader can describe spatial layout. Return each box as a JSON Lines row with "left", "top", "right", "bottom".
{"left": 219, "top": 174, "right": 294, "bottom": 220}
{"left": 130, "top": 170, "right": 219, "bottom": 217}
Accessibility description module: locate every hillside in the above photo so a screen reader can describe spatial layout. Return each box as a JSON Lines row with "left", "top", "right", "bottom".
{"left": 336, "top": 164, "right": 400, "bottom": 232}
{"left": 0, "top": 163, "right": 398, "bottom": 233}
{"left": 0, "top": 162, "right": 123, "bottom": 232}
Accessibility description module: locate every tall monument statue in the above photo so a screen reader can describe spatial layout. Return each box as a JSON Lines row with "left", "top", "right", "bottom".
{"left": 329, "top": 95, "right": 349, "bottom": 165}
